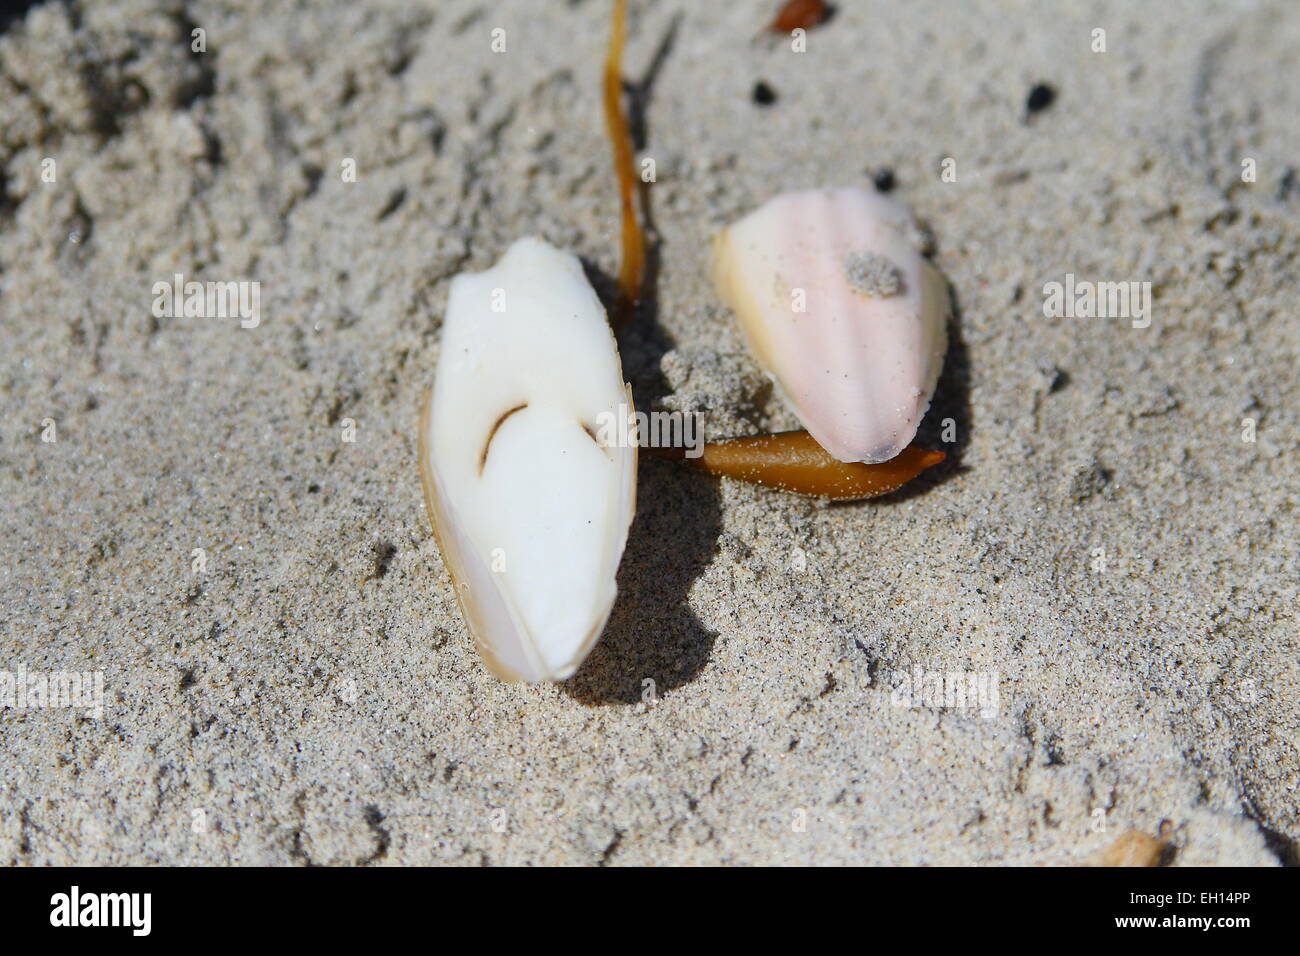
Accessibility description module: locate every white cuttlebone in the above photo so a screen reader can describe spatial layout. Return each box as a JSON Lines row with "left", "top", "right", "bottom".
{"left": 419, "top": 237, "right": 637, "bottom": 682}
{"left": 713, "top": 187, "right": 950, "bottom": 464}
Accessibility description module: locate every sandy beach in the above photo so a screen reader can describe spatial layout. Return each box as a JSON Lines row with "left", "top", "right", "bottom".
{"left": 0, "top": 0, "right": 1296, "bottom": 864}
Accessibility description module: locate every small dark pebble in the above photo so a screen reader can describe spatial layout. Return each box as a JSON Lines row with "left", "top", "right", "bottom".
{"left": 752, "top": 81, "right": 777, "bottom": 106}
{"left": 1278, "top": 167, "right": 1297, "bottom": 202}
{"left": 1026, "top": 82, "right": 1056, "bottom": 114}
{"left": 872, "top": 168, "right": 896, "bottom": 193}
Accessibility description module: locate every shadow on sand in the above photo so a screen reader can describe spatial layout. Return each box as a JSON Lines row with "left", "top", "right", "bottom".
{"left": 564, "top": 14, "right": 722, "bottom": 705}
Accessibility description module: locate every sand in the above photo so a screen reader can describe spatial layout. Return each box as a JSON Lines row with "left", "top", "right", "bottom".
{"left": 0, "top": 0, "right": 1295, "bottom": 865}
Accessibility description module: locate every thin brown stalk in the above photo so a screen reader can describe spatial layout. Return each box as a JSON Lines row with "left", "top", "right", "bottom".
{"left": 603, "top": 0, "right": 644, "bottom": 328}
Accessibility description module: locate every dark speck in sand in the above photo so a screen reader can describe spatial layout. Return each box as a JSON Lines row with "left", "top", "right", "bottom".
{"left": 1026, "top": 82, "right": 1056, "bottom": 115}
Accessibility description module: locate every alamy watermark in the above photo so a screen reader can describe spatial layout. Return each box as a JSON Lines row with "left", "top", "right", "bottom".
{"left": 595, "top": 403, "right": 703, "bottom": 458}
{"left": 50, "top": 886, "right": 150, "bottom": 936}
{"left": 1042, "top": 273, "right": 1151, "bottom": 329}
{"left": 890, "top": 667, "right": 1001, "bottom": 719}
{"left": 152, "top": 273, "right": 261, "bottom": 328}
{"left": 1, "top": 665, "right": 104, "bottom": 719}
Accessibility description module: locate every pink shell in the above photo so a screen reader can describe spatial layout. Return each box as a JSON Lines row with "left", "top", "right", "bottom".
{"left": 714, "top": 188, "right": 949, "bottom": 463}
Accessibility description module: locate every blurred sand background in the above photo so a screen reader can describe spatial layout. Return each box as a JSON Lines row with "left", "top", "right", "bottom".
{"left": 0, "top": 0, "right": 1296, "bottom": 864}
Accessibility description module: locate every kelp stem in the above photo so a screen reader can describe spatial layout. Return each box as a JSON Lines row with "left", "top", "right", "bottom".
{"left": 603, "top": 0, "right": 644, "bottom": 328}
{"left": 652, "top": 429, "right": 946, "bottom": 501}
